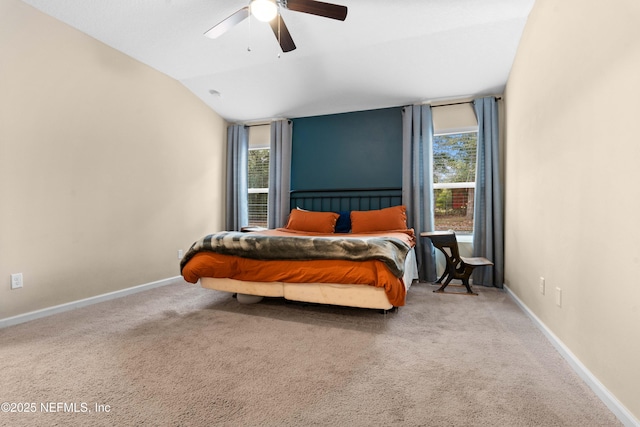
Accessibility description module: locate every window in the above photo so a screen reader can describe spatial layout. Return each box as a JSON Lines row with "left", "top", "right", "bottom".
{"left": 247, "top": 125, "right": 271, "bottom": 227}
{"left": 433, "top": 131, "right": 478, "bottom": 234}
{"left": 248, "top": 148, "right": 270, "bottom": 227}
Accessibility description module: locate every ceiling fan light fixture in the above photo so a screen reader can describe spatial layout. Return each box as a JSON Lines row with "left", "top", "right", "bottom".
{"left": 251, "top": 0, "right": 278, "bottom": 22}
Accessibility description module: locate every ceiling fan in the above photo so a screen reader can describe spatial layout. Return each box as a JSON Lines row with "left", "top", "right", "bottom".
{"left": 204, "top": 0, "right": 348, "bottom": 53}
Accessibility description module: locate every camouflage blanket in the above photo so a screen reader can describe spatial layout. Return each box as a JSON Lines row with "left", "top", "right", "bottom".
{"left": 180, "top": 231, "right": 411, "bottom": 278}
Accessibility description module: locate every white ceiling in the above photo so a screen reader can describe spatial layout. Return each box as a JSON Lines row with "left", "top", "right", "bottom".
{"left": 20, "top": 0, "right": 534, "bottom": 123}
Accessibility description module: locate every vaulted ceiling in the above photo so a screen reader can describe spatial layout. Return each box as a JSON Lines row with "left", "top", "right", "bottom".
{"left": 20, "top": 0, "right": 534, "bottom": 122}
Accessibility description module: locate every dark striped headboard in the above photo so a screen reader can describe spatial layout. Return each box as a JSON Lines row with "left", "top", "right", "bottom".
{"left": 290, "top": 188, "right": 402, "bottom": 212}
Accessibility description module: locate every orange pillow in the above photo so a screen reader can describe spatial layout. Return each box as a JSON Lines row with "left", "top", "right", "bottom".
{"left": 350, "top": 205, "right": 407, "bottom": 233}
{"left": 285, "top": 209, "right": 340, "bottom": 233}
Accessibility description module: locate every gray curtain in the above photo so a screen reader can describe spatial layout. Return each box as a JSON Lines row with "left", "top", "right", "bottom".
{"left": 225, "top": 124, "right": 248, "bottom": 231}
{"left": 268, "top": 119, "right": 292, "bottom": 229}
{"left": 402, "top": 105, "right": 437, "bottom": 282}
{"left": 472, "top": 97, "right": 504, "bottom": 288}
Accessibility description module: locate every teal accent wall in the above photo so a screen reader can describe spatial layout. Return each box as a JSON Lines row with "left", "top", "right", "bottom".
{"left": 291, "top": 107, "right": 403, "bottom": 191}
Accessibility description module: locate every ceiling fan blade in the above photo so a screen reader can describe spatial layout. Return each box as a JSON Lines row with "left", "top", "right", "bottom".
{"left": 204, "top": 6, "right": 249, "bottom": 39}
{"left": 269, "top": 15, "right": 296, "bottom": 52}
{"left": 284, "top": 0, "right": 348, "bottom": 21}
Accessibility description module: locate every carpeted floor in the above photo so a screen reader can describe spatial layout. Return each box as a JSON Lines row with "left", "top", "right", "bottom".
{"left": 0, "top": 280, "right": 621, "bottom": 426}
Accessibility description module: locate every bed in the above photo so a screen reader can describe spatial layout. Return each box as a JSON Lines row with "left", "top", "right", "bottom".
{"left": 180, "top": 189, "right": 418, "bottom": 311}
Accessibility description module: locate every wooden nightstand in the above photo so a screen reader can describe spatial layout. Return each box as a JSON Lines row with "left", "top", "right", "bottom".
{"left": 421, "top": 231, "right": 492, "bottom": 295}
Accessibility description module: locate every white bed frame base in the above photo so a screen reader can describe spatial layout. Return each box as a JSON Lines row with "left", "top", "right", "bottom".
{"left": 200, "top": 250, "right": 418, "bottom": 310}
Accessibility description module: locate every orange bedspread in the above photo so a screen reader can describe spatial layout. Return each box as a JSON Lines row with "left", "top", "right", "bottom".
{"left": 181, "top": 229, "right": 415, "bottom": 307}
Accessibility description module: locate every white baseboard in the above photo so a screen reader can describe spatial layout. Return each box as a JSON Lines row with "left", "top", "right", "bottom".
{"left": 504, "top": 285, "right": 639, "bottom": 427}
{"left": 0, "top": 276, "right": 182, "bottom": 329}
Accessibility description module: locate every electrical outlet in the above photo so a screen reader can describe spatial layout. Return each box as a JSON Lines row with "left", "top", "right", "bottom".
{"left": 11, "top": 273, "right": 23, "bottom": 289}
{"left": 555, "top": 287, "right": 562, "bottom": 307}
{"left": 539, "top": 277, "right": 545, "bottom": 295}
{"left": 178, "top": 249, "right": 184, "bottom": 259}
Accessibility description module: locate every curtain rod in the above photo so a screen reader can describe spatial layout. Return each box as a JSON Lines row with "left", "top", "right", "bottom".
{"left": 243, "top": 119, "right": 292, "bottom": 127}
{"left": 240, "top": 97, "right": 503, "bottom": 125}
{"left": 429, "top": 96, "right": 502, "bottom": 108}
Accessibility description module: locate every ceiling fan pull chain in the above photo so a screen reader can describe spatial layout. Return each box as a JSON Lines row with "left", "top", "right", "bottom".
{"left": 247, "top": 2, "right": 252, "bottom": 51}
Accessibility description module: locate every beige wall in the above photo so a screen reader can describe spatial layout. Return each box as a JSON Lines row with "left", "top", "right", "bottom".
{"left": 504, "top": 0, "right": 640, "bottom": 421}
{"left": 0, "top": 0, "right": 227, "bottom": 319}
